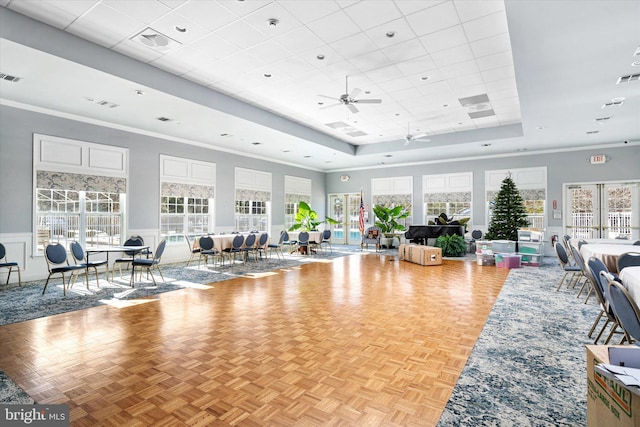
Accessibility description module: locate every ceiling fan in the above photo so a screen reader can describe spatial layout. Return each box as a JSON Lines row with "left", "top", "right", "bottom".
{"left": 403, "top": 123, "right": 430, "bottom": 146}
{"left": 318, "top": 76, "right": 382, "bottom": 114}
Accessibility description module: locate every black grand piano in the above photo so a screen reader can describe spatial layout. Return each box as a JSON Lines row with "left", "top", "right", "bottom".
{"left": 404, "top": 225, "right": 465, "bottom": 246}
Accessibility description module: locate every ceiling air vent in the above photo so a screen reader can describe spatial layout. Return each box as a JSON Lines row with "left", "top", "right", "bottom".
{"left": 131, "top": 28, "right": 181, "bottom": 51}
{"left": 617, "top": 73, "right": 640, "bottom": 84}
{"left": 96, "top": 100, "right": 119, "bottom": 108}
{"left": 0, "top": 73, "right": 22, "bottom": 83}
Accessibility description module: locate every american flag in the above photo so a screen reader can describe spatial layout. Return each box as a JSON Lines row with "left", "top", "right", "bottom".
{"left": 359, "top": 191, "right": 365, "bottom": 235}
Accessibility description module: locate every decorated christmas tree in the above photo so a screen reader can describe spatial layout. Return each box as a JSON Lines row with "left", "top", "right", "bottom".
{"left": 485, "top": 175, "right": 530, "bottom": 241}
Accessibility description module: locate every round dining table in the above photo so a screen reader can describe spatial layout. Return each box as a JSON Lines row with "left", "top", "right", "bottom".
{"left": 580, "top": 243, "right": 640, "bottom": 273}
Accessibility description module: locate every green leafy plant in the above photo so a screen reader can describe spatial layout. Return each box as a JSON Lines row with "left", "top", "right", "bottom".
{"left": 288, "top": 201, "right": 338, "bottom": 232}
{"left": 372, "top": 205, "right": 411, "bottom": 235}
{"left": 428, "top": 213, "right": 470, "bottom": 232}
{"left": 434, "top": 234, "right": 467, "bottom": 257}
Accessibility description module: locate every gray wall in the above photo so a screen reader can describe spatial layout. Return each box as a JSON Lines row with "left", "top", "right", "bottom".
{"left": 0, "top": 105, "right": 326, "bottom": 233}
{"left": 326, "top": 144, "right": 640, "bottom": 229}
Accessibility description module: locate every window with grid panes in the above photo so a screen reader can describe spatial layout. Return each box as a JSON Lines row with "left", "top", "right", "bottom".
{"left": 235, "top": 200, "right": 268, "bottom": 232}
{"left": 161, "top": 196, "right": 210, "bottom": 244}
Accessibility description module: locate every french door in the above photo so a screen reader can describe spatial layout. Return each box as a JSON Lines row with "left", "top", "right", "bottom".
{"left": 328, "top": 193, "right": 363, "bottom": 245}
{"left": 565, "top": 181, "right": 639, "bottom": 239}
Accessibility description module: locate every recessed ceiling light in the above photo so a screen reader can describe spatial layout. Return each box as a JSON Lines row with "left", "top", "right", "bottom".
{"left": 220, "top": 133, "right": 228, "bottom": 136}
{"left": 536, "top": 126, "right": 544, "bottom": 130}
{"left": 386, "top": 31, "right": 396, "bottom": 38}
{"left": 481, "top": 143, "right": 491, "bottom": 147}
{"left": 318, "top": 102, "right": 324, "bottom": 105}
{"left": 174, "top": 26, "right": 187, "bottom": 33}
{"left": 283, "top": 149, "right": 290, "bottom": 153}
{"left": 268, "top": 18, "right": 279, "bottom": 27}
{"left": 252, "top": 142, "right": 261, "bottom": 145}
{"left": 325, "top": 160, "right": 332, "bottom": 163}
{"left": 84, "top": 97, "right": 94, "bottom": 102}
{"left": 263, "top": 73, "right": 272, "bottom": 78}
{"left": 384, "top": 154, "right": 392, "bottom": 158}
{"left": 395, "top": 113, "right": 400, "bottom": 116}
{"left": 421, "top": 76, "right": 430, "bottom": 81}
{"left": 316, "top": 54, "right": 325, "bottom": 60}
{"left": 134, "top": 90, "right": 145, "bottom": 96}
{"left": 595, "top": 117, "right": 611, "bottom": 123}
{"left": 586, "top": 130, "right": 600, "bottom": 134}
{"left": 304, "top": 155, "right": 311, "bottom": 158}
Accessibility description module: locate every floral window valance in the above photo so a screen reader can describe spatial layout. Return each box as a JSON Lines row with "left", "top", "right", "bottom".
{"left": 286, "top": 194, "right": 311, "bottom": 204}
{"left": 236, "top": 189, "right": 271, "bottom": 202}
{"left": 424, "top": 192, "right": 471, "bottom": 203}
{"left": 37, "top": 170, "right": 126, "bottom": 193}
{"left": 162, "top": 182, "right": 215, "bottom": 199}
{"left": 487, "top": 188, "right": 545, "bottom": 201}
{"left": 373, "top": 194, "right": 412, "bottom": 210}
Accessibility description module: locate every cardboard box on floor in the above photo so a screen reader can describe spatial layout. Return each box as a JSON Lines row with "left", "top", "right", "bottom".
{"left": 586, "top": 345, "right": 640, "bottom": 426}
{"left": 398, "top": 244, "right": 442, "bottom": 266}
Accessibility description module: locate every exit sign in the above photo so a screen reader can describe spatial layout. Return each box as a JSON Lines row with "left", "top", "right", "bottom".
{"left": 590, "top": 154, "right": 607, "bottom": 164}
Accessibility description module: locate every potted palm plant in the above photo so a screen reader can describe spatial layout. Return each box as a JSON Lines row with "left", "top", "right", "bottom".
{"left": 372, "top": 205, "right": 411, "bottom": 248}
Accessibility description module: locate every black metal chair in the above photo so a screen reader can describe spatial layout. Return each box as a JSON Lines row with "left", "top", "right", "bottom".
{"left": 242, "top": 233, "right": 257, "bottom": 262}
{"left": 130, "top": 240, "right": 166, "bottom": 287}
{"left": 43, "top": 243, "right": 85, "bottom": 295}
{"left": 198, "top": 236, "right": 221, "bottom": 268}
{"left": 222, "top": 234, "right": 245, "bottom": 264}
{"left": 267, "top": 231, "right": 286, "bottom": 259}
{"left": 70, "top": 241, "right": 108, "bottom": 288}
{"left": 256, "top": 233, "right": 269, "bottom": 260}
{"left": 608, "top": 276, "right": 640, "bottom": 344}
{"left": 185, "top": 234, "right": 201, "bottom": 266}
{"left": 319, "top": 229, "right": 332, "bottom": 253}
{"left": 0, "top": 242, "right": 21, "bottom": 286}
{"left": 297, "top": 231, "right": 310, "bottom": 255}
{"left": 553, "top": 242, "right": 583, "bottom": 291}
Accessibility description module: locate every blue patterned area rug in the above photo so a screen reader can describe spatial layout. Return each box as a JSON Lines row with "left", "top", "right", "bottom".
{"left": 438, "top": 261, "right": 600, "bottom": 426}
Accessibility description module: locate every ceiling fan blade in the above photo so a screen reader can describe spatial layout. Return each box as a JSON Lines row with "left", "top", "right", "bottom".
{"left": 346, "top": 103, "right": 359, "bottom": 114}
{"left": 413, "top": 133, "right": 428, "bottom": 139}
{"left": 349, "top": 87, "right": 362, "bottom": 99}
{"left": 352, "top": 98, "right": 381, "bottom": 104}
{"left": 320, "top": 103, "right": 341, "bottom": 110}
{"left": 403, "top": 138, "right": 412, "bottom": 146}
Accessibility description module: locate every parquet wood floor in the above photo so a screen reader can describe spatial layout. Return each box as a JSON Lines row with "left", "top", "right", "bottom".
{"left": 0, "top": 254, "right": 508, "bottom": 426}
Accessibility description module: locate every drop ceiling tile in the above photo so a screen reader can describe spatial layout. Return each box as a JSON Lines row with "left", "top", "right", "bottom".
{"left": 348, "top": 50, "right": 392, "bottom": 73}
{"left": 481, "top": 65, "right": 515, "bottom": 83}
{"left": 217, "top": 0, "right": 272, "bottom": 18}
{"left": 454, "top": 0, "right": 505, "bottom": 22}
{"left": 476, "top": 50, "right": 513, "bottom": 71}
{"left": 364, "top": 64, "right": 403, "bottom": 83}
{"left": 157, "top": 0, "right": 188, "bottom": 10}
{"left": 439, "top": 59, "right": 480, "bottom": 79}
{"left": 147, "top": 10, "right": 211, "bottom": 45}
{"left": 67, "top": 3, "right": 145, "bottom": 48}
{"left": 463, "top": 11, "right": 509, "bottom": 41}
{"left": 246, "top": 40, "right": 295, "bottom": 64}
{"left": 343, "top": 0, "right": 403, "bottom": 31}
{"left": 242, "top": 2, "right": 302, "bottom": 37}
{"left": 380, "top": 38, "right": 428, "bottom": 62}
{"left": 376, "top": 76, "right": 414, "bottom": 93}
{"left": 300, "top": 45, "right": 347, "bottom": 68}
{"left": 278, "top": 0, "right": 341, "bottom": 24}
{"left": 365, "top": 17, "right": 418, "bottom": 49}
{"left": 7, "top": 2, "right": 79, "bottom": 29}
{"left": 331, "top": 32, "right": 380, "bottom": 60}
{"left": 150, "top": 46, "right": 199, "bottom": 75}
{"left": 171, "top": 0, "right": 238, "bottom": 31}
{"left": 395, "top": 55, "right": 438, "bottom": 76}
{"left": 405, "top": 1, "right": 460, "bottom": 37}
{"left": 452, "top": 84, "right": 489, "bottom": 99}
{"left": 40, "top": 0, "right": 98, "bottom": 16}
{"left": 306, "top": 10, "right": 360, "bottom": 44}
{"left": 105, "top": 0, "right": 171, "bottom": 25}
{"left": 485, "top": 77, "right": 517, "bottom": 93}
{"left": 419, "top": 25, "right": 468, "bottom": 53}
{"left": 188, "top": 33, "right": 239, "bottom": 60}
{"left": 214, "top": 19, "right": 268, "bottom": 50}
{"left": 469, "top": 33, "right": 511, "bottom": 58}
{"left": 394, "top": 0, "right": 446, "bottom": 15}
{"left": 488, "top": 86, "right": 519, "bottom": 101}
{"left": 431, "top": 44, "right": 475, "bottom": 67}
{"left": 275, "top": 26, "right": 325, "bottom": 55}
{"left": 273, "top": 57, "right": 317, "bottom": 78}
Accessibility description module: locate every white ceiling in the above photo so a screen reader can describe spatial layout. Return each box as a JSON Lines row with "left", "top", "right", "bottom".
{"left": 0, "top": 0, "right": 638, "bottom": 171}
